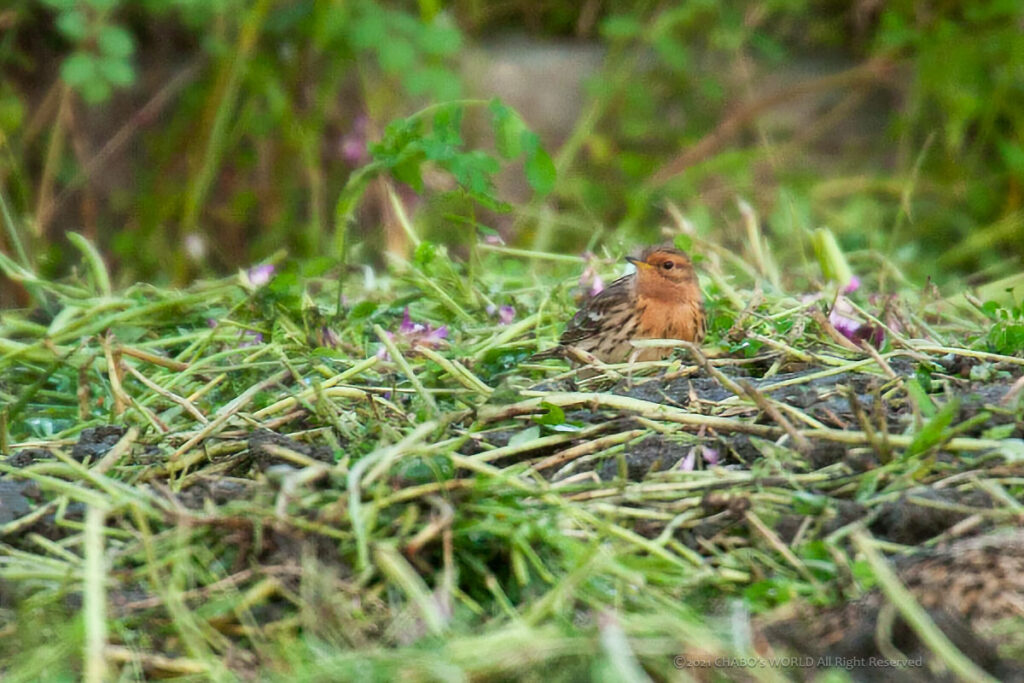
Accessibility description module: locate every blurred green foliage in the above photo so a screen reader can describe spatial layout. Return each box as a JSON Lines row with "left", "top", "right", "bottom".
{"left": 1, "top": 0, "right": 1023, "bottom": 299}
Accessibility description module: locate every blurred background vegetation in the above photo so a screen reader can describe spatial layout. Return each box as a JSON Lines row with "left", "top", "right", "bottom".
{"left": 1, "top": 0, "right": 1023, "bottom": 307}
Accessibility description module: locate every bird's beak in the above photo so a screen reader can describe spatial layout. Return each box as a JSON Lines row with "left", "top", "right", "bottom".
{"left": 625, "top": 256, "right": 652, "bottom": 269}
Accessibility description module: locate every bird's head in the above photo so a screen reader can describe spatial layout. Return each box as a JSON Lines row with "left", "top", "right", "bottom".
{"left": 626, "top": 246, "right": 696, "bottom": 288}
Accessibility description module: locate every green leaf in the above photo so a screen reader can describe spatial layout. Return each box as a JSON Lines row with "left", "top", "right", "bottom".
{"left": 905, "top": 377, "right": 936, "bottom": 418}
{"left": 980, "top": 301, "right": 1001, "bottom": 319}
{"left": 420, "top": 136, "right": 455, "bottom": 162}
{"left": 350, "top": 11, "right": 386, "bottom": 50}
{"left": 850, "top": 558, "right": 877, "bottom": 588}
{"left": 982, "top": 423, "right": 1016, "bottom": 440}
{"left": 418, "top": 22, "right": 462, "bottom": 56}
{"left": 377, "top": 38, "right": 416, "bottom": 74}
{"left": 85, "top": 0, "right": 118, "bottom": 10}
{"left": 312, "top": 3, "right": 351, "bottom": 46}
{"left": 60, "top": 52, "right": 98, "bottom": 88}
{"left": 654, "top": 34, "right": 689, "bottom": 72}
{"left": 66, "top": 232, "right": 112, "bottom": 296}
{"left": 431, "top": 105, "right": 463, "bottom": 146}
{"left": 97, "top": 25, "right": 135, "bottom": 58}
{"left": 56, "top": 9, "right": 89, "bottom": 41}
{"left": 82, "top": 75, "right": 111, "bottom": 103}
{"left": 533, "top": 402, "right": 566, "bottom": 426}
{"left": 522, "top": 132, "right": 556, "bottom": 196}
{"left": 489, "top": 100, "right": 526, "bottom": 160}
{"left": 301, "top": 256, "right": 336, "bottom": 277}
{"left": 402, "top": 66, "right": 461, "bottom": 100}
{"left": 508, "top": 425, "right": 541, "bottom": 448}
{"left": 413, "top": 240, "right": 437, "bottom": 265}
{"left": 349, "top": 301, "right": 378, "bottom": 320}
{"left": 601, "top": 15, "right": 643, "bottom": 40}
{"left": 391, "top": 153, "right": 425, "bottom": 192}
{"left": 905, "top": 398, "right": 960, "bottom": 457}
{"left": 372, "top": 117, "right": 423, "bottom": 161}
{"left": 812, "top": 227, "right": 854, "bottom": 291}
{"left": 97, "top": 57, "right": 135, "bottom": 87}
{"left": 442, "top": 149, "right": 498, "bottom": 193}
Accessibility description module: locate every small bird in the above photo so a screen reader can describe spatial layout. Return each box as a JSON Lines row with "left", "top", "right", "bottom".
{"left": 535, "top": 246, "right": 706, "bottom": 364}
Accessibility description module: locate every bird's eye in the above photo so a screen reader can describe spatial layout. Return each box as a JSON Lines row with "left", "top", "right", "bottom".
{"left": 662, "top": 261, "right": 674, "bottom": 270}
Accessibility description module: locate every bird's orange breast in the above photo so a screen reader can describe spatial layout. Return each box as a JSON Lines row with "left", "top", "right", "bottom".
{"left": 631, "top": 293, "right": 704, "bottom": 361}
{"left": 636, "top": 295, "right": 702, "bottom": 342}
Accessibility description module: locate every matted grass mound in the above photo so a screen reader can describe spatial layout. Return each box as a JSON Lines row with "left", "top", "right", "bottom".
{"left": 1, "top": 228, "right": 1023, "bottom": 680}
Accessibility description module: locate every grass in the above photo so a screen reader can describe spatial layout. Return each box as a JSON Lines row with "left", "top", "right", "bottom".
{"left": 1, "top": 208, "right": 1023, "bottom": 681}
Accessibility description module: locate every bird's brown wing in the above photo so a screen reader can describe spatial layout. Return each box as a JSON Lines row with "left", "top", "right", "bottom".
{"left": 694, "top": 298, "right": 707, "bottom": 344}
{"left": 559, "top": 274, "right": 633, "bottom": 346}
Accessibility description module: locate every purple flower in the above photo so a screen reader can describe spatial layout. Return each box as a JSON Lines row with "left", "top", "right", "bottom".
{"left": 678, "top": 446, "right": 720, "bottom": 471}
{"left": 377, "top": 308, "right": 449, "bottom": 360}
{"left": 486, "top": 304, "right": 516, "bottom": 325}
{"left": 339, "top": 115, "right": 369, "bottom": 165}
{"left": 246, "top": 264, "right": 275, "bottom": 287}
{"left": 843, "top": 276, "right": 861, "bottom": 294}
{"left": 319, "top": 326, "right": 341, "bottom": 348}
{"left": 829, "top": 297, "right": 884, "bottom": 347}
{"left": 829, "top": 309, "right": 861, "bottom": 340}
{"left": 678, "top": 448, "right": 696, "bottom": 471}
{"left": 239, "top": 330, "right": 263, "bottom": 348}
{"left": 398, "top": 308, "right": 448, "bottom": 344}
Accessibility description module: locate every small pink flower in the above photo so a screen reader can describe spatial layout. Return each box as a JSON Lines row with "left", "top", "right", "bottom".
{"left": 486, "top": 304, "right": 516, "bottom": 325}
{"left": 829, "top": 297, "right": 884, "bottom": 347}
{"left": 678, "top": 448, "right": 697, "bottom": 471}
{"left": 339, "top": 115, "right": 369, "bottom": 165}
{"left": 829, "top": 308, "right": 861, "bottom": 339}
{"left": 843, "top": 276, "right": 861, "bottom": 294}
{"left": 378, "top": 308, "right": 448, "bottom": 360}
{"left": 239, "top": 330, "right": 263, "bottom": 347}
{"left": 246, "top": 264, "right": 275, "bottom": 287}
{"left": 677, "top": 446, "right": 720, "bottom": 471}
{"left": 398, "top": 308, "right": 448, "bottom": 345}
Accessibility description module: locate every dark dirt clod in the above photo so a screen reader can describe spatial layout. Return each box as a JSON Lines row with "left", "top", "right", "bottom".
{"left": 4, "top": 448, "right": 51, "bottom": 468}
{"left": 597, "top": 434, "right": 690, "bottom": 480}
{"left": 871, "top": 487, "right": 994, "bottom": 545}
{"left": 0, "top": 479, "right": 34, "bottom": 525}
{"left": 247, "top": 429, "right": 335, "bottom": 470}
{"left": 773, "top": 498, "right": 867, "bottom": 544}
{"left": 70, "top": 425, "right": 127, "bottom": 462}
{"left": 176, "top": 478, "right": 252, "bottom": 510}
